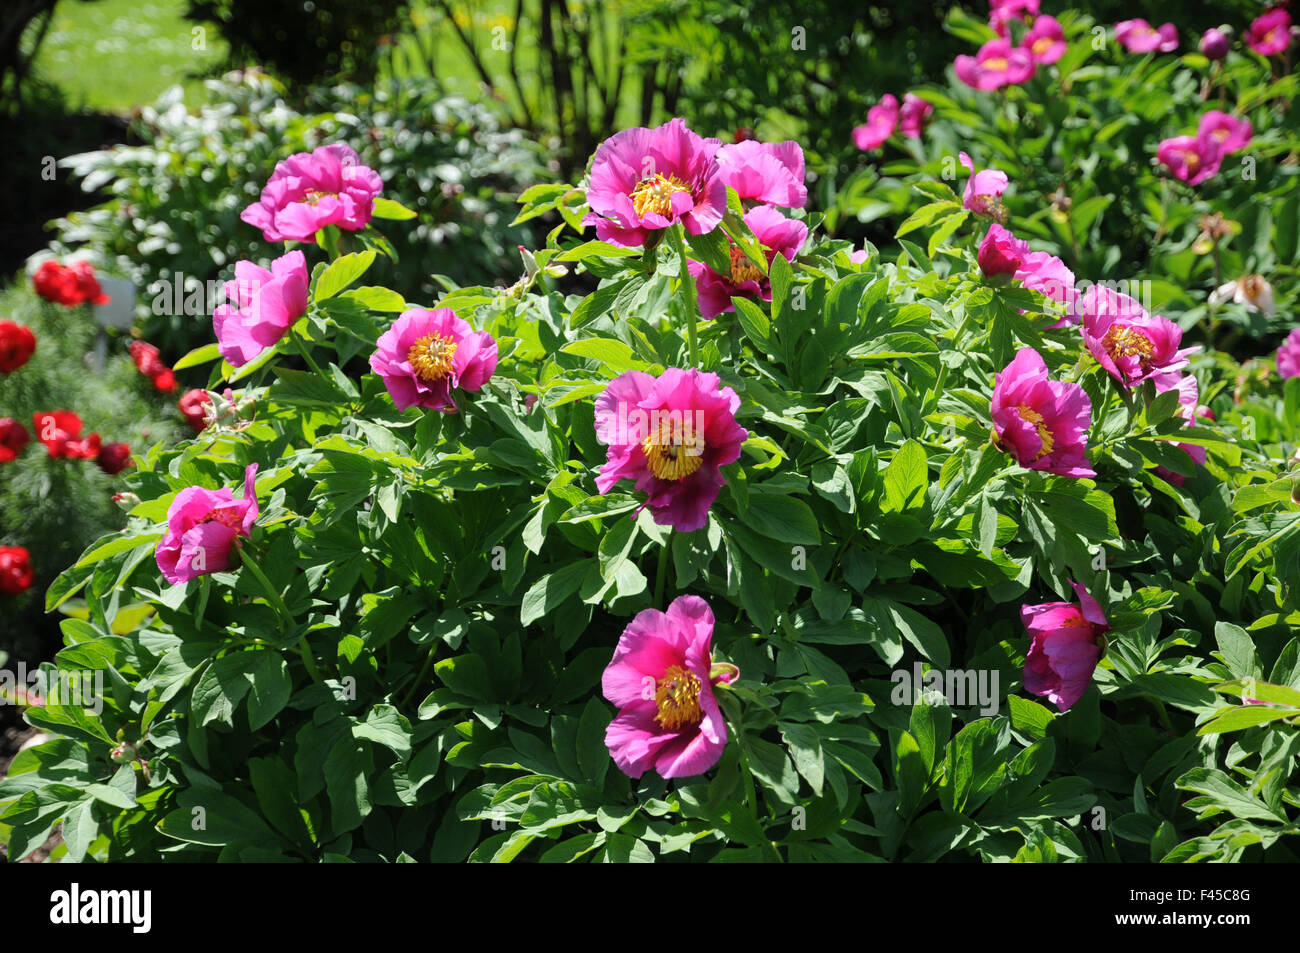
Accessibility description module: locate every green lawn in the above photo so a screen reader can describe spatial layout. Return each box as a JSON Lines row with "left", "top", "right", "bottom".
{"left": 33, "top": 0, "right": 227, "bottom": 113}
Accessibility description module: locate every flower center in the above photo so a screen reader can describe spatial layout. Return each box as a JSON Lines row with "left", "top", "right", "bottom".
{"left": 1032, "top": 36, "right": 1052, "bottom": 56}
{"left": 1102, "top": 324, "right": 1155, "bottom": 369}
{"left": 408, "top": 332, "right": 458, "bottom": 383}
{"left": 984, "top": 57, "right": 1009, "bottom": 71}
{"left": 631, "top": 174, "right": 690, "bottom": 219}
{"left": 729, "top": 244, "right": 765, "bottom": 284}
{"left": 1183, "top": 150, "right": 1201, "bottom": 172}
{"left": 642, "top": 417, "right": 705, "bottom": 481}
{"left": 206, "top": 507, "right": 244, "bottom": 529}
{"left": 1017, "top": 403, "right": 1055, "bottom": 458}
{"left": 654, "top": 665, "right": 703, "bottom": 730}
{"left": 302, "top": 188, "right": 338, "bottom": 206}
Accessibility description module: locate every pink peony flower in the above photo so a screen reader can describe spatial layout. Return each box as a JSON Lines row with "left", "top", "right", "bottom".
{"left": 852, "top": 94, "right": 899, "bottom": 151}
{"left": 1246, "top": 8, "right": 1292, "bottom": 56}
{"left": 899, "top": 93, "right": 934, "bottom": 139}
{"left": 212, "top": 250, "right": 310, "bottom": 367}
{"left": 1015, "top": 251, "right": 1077, "bottom": 326}
{"left": 602, "top": 595, "right": 737, "bottom": 779}
{"left": 978, "top": 223, "right": 1031, "bottom": 278}
{"left": 1023, "top": 580, "right": 1109, "bottom": 712}
{"left": 155, "top": 464, "right": 259, "bottom": 585}
{"left": 1023, "top": 15, "right": 1068, "bottom": 65}
{"left": 1197, "top": 111, "right": 1252, "bottom": 154}
{"left": 1278, "top": 329, "right": 1300, "bottom": 379}
{"left": 687, "top": 204, "right": 807, "bottom": 318}
{"left": 582, "top": 118, "right": 726, "bottom": 248}
{"left": 1156, "top": 135, "right": 1223, "bottom": 186}
{"left": 992, "top": 348, "right": 1095, "bottom": 478}
{"left": 1200, "top": 27, "right": 1231, "bottom": 60}
{"left": 960, "top": 151, "right": 1009, "bottom": 217}
{"left": 955, "top": 39, "right": 1036, "bottom": 90}
{"left": 1078, "top": 285, "right": 1196, "bottom": 388}
{"left": 715, "top": 139, "right": 807, "bottom": 209}
{"left": 1116, "top": 19, "right": 1178, "bottom": 53}
{"left": 369, "top": 307, "right": 498, "bottom": 413}
{"left": 990, "top": 0, "right": 1041, "bottom": 39}
{"left": 240, "top": 143, "right": 383, "bottom": 243}
{"left": 1152, "top": 372, "right": 1207, "bottom": 486}
{"left": 594, "top": 368, "right": 748, "bottom": 533}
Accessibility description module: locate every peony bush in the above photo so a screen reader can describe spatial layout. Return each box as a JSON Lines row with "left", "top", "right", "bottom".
{"left": 4, "top": 2, "right": 1300, "bottom": 864}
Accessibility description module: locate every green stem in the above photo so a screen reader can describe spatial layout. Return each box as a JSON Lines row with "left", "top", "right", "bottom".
{"left": 292, "top": 327, "right": 328, "bottom": 379}
{"left": 654, "top": 541, "right": 670, "bottom": 609}
{"left": 668, "top": 225, "right": 700, "bottom": 366}
{"left": 237, "top": 543, "right": 319, "bottom": 684}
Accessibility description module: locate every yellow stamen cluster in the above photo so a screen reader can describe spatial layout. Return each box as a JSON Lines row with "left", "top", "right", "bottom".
{"left": 631, "top": 174, "right": 690, "bottom": 218}
{"left": 984, "top": 57, "right": 1009, "bottom": 71}
{"left": 654, "top": 665, "right": 703, "bottom": 730}
{"left": 1017, "top": 403, "right": 1055, "bottom": 459}
{"left": 729, "top": 245, "right": 765, "bottom": 284}
{"left": 1102, "top": 325, "right": 1155, "bottom": 370}
{"left": 301, "top": 189, "right": 337, "bottom": 206}
{"left": 1032, "top": 37, "right": 1052, "bottom": 57}
{"left": 642, "top": 419, "right": 704, "bottom": 482}
{"left": 408, "top": 332, "right": 458, "bottom": 383}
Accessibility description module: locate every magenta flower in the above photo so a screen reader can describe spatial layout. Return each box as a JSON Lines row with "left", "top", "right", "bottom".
{"left": 1246, "top": 8, "right": 1292, "bottom": 56}
{"left": 899, "top": 94, "right": 934, "bottom": 139}
{"left": 960, "top": 152, "right": 1009, "bottom": 217}
{"left": 852, "top": 94, "right": 899, "bottom": 151}
{"left": 992, "top": 348, "right": 1095, "bottom": 478}
{"left": 582, "top": 118, "right": 726, "bottom": 248}
{"left": 1197, "top": 111, "right": 1252, "bottom": 154}
{"left": 370, "top": 307, "right": 498, "bottom": 413}
{"left": 1078, "top": 286, "right": 1196, "bottom": 388}
{"left": 715, "top": 139, "right": 807, "bottom": 209}
{"left": 1116, "top": 19, "right": 1178, "bottom": 53}
{"left": 978, "top": 223, "right": 1031, "bottom": 279}
{"left": 1200, "top": 27, "right": 1230, "bottom": 60}
{"left": 212, "top": 250, "right": 309, "bottom": 367}
{"left": 1156, "top": 135, "right": 1223, "bottom": 186}
{"left": 594, "top": 368, "right": 748, "bottom": 532}
{"left": 1278, "top": 329, "right": 1300, "bottom": 379}
{"left": 955, "top": 39, "right": 1035, "bottom": 90}
{"left": 688, "top": 204, "right": 807, "bottom": 318}
{"left": 240, "top": 144, "right": 382, "bottom": 244}
{"left": 1015, "top": 251, "right": 1077, "bottom": 326}
{"left": 602, "top": 595, "right": 737, "bottom": 780}
{"left": 1024, "top": 15, "right": 1068, "bottom": 64}
{"left": 989, "top": 0, "right": 1040, "bottom": 39}
{"left": 1023, "top": 580, "right": 1109, "bottom": 712}
{"left": 155, "top": 464, "right": 259, "bottom": 585}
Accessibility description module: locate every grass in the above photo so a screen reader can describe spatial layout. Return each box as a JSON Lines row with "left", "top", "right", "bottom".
{"left": 32, "top": 0, "right": 227, "bottom": 114}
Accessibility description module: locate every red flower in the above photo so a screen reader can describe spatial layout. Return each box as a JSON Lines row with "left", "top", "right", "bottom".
{"left": 64, "top": 432, "right": 102, "bottom": 460}
{"left": 129, "top": 340, "right": 178, "bottom": 391}
{"left": 32, "top": 260, "right": 108, "bottom": 306}
{"left": 0, "top": 418, "right": 28, "bottom": 463}
{"left": 151, "top": 368, "right": 177, "bottom": 392}
{"left": 178, "top": 389, "right": 212, "bottom": 432}
{"left": 32, "top": 410, "right": 84, "bottom": 458}
{"left": 97, "top": 441, "right": 132, "bottom": 474}
{"left": 0, "top": 546, "right": 33, "bottom": 595}
{"left": 0, "top": 321, "right": 36, "bottom": 373}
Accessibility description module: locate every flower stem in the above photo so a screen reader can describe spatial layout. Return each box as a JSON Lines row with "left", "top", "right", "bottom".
{"left": 654, "top": 539, "right": 670, "bottom": 609}
{"left": 668, "top": 225, "right": 700, "bottom": 366}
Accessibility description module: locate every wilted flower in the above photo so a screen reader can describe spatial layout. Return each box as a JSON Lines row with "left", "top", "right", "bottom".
{"left": 688, "top": 204, "right": 807, "bottom": 318}
{"left": 370, "top": 307, "right": 498, "bottom": 413}
{"left": 212, "top": 250, "right": 310, "bottom": 368}
{"left": 955, "top": 39, "right": 1035, "bottom": 90}
{"left": 852, "top": 94, "right": 899, "bottom": 151}
{"left": 715, "top": 139, "right": 807, "bottom": 209}
{"left": 1210, "top": 275, "right": 1276, "bottom": 316}
{"left": 602, "top": 595, "right": 737, "bottom": 779}
{"left": 992, "top": 348, "right": 1095, "bottom": 478}
{"left": 240, "top": 143, "right": 384, "bottom": 243}
{"left": 155, "top": 464, "right": 259, "bottom": 585}
{"left": 582, "top": 118, "right": 726, "bottom": 248}
{"left": 1022, "top": 580, "right": 1109, "bottom": 712}
{"left": 594, "top": 368, "right": 748, "bottom": 532}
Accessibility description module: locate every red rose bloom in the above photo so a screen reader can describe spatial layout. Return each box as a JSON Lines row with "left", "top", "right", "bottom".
{"left": 32, "top": 261, "right": 108, "bottom": 306}
{"left": 0, "top": 321, "right": 37, "bottom": 373}
{"left": 0, "top": 418, "right": 29, "bottom": 463}
{"left": 129, "top": 340, "right": 178, "bottom": 391}
{"left": 32, "top": 410, "right": 84, "bottom": 458}
{"left": 0, "top": 546, "right": 33, "bottom": 595}
{"left": 64, "top": 432, "right": 102, "bottom": 460}
{"left": 97, "top": 441, "right": 132, "bottom": 474}
{"left": 178, "top": 389, "right": 212, "bottom": 431}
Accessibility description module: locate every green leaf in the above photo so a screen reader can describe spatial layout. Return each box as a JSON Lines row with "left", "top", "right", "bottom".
{"left": 883, "top": 440, "right": 929, "bottom": 513}
{"left": 313, "top": 250, "right": 377, "bottom": 301}
{"left": 740, "top": 494, "right": 820, "bottom": 546}
{"left": 371, "top": 197, "right": 418, "bottom": 220}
